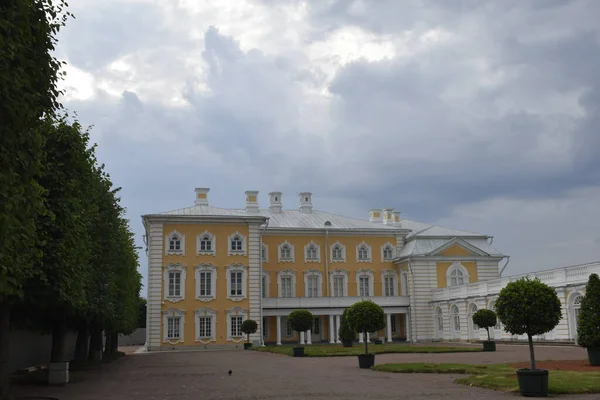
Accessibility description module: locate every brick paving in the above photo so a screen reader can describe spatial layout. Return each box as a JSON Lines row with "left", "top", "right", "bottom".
{"left": 13, "top": 344, "right": 596, "bottom": 400}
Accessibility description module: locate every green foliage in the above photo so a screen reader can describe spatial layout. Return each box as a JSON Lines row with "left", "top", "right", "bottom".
{"left": 339, "top": 309, "right": 356, "bottom": 342}
{"left": 255, "top": 344, "right": 481, "bottom": 357}
{"left": 288, "top": 310, "right": 313, "bottom": 333}
{"left": 577, "top": 273, "right": 600, "bottom": 349}
{"left": 346, "top": 300, "right": 386, "bottom": 334}
{"left": 472, "top": 309, "right": 497, "bottom": 341}
{"left": 495, "top": 277, "right": 562, "bottom": 337}
{"left": 138, "top": 298, "right": 147, "bottom": 329}
{"left": 241, "top": 319, "right": 258, "bottom": 335}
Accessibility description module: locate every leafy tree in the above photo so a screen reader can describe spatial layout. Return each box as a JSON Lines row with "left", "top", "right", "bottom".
{"left": 288, "top": 310, "right": 313, "bottom": 344}
{"left": 241, "top": 320, "right": 258, "bottom": 344}
{"left": 138, "top": 298, "right": 147, "bottom": 329}
{"left": 577, "top": 273, "right": 600, "bottom": 349}
{"left": 346, "top": 301, "right": 386, "bottom": 355}
{"left": 339, "top": 309, "right": 356, "bottom": 343}
{"left": 495, "top": 278, "right": 561, "bottom": 370}
{"left": 472, "top": 309, "right": 497, "bottom": 342}
{"left": 0, "top": 0, "right": 71, "bottom": 397}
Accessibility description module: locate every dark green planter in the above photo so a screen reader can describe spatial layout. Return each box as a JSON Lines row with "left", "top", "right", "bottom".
{"left": 243, "top": 343, "right": 252, "bottom": 350}
{"left": 342, "top": 340, "right": 353, "bottom": 348}
{"left": 587, "top": 348, "right": 600, "bottom": 366}
{"left": 358, "top": 354, "right": 375, "bottom": 369}
{"left": 483, "top": 341, "right": 496, "bottom": 352}
{"left": 516, "top": 369, "right": 549, "bottom": 397}
{"left": 293, "top": 346, "right": 305, "bottom": 357}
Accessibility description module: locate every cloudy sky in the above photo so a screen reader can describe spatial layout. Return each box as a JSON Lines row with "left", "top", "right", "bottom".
{"left": 54, "top": 0, "right": 600, "bottom": 293}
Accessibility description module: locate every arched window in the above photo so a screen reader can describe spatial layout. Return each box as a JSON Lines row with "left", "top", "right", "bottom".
{"left": 332, "top": 245, "right": 343, "bottom": 260}
{"left": 357, "top": 242, "right": 371, "bottom": 261}
{"left": 451, "top": 305, "right": 460, "bottom": 331}
{"left": 304, "top": 241, "right": 320, "bottom": 262}
{"left": 381, "top": 243, "right": 394, "bottom": 261}
{"left": 307, "top": 245, "right": 317, "bottom": 260}
{"left": 170, "top": 235, "right": 181, "bottom": 251}
{"left": 165, "top": 230, "right": 185, "bottom": 255}
{"left": 200, "top": 235, "right": 212, "bottom": 251}
{"left": 446, "top": 262, "right": 469, "bottom": 287}
{"left": 469, "top": 304, "right": 479, "bottom": 330}
{"left": 281, "top": 244, "right": 291, "bottom": 259}
{"left": 436, "top": 307, "right": 444, "bottom": 332}
{"left": 450, "top": 269, "right": 464, "bottom": 286}
{"left": 231, "top": 235, "right": 242, "bottom": 251}
{"left": 227, "top": 232, "right": 246, "bottom": 256}
{"left": 573, "top": 295, "right": 583, "bottom": 334}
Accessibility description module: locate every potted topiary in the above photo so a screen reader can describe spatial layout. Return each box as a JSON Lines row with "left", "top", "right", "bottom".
{"left": 241, "top": 319, "right": 258, "bottom": 350}
{"left": 339, "top": 309, "right": 356, "bottom": 347}
{"left": 577, "top": 273, "right": 600, "bottom": 366}
{"left": 495, "top": 277, "right": 561, "bottom": 397}
{"left": 346, "top": 300, "right": 386, "bottom": 369}
{"left": 288, "top": 309, "right": 314, "bottom": 357}
{"left": 472, "top": 309, "right": 498, "bottom": 352}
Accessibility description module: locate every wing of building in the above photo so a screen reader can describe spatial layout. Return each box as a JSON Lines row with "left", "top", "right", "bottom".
{"left": 142, "top": 188, "right": 599, "bottom": 350}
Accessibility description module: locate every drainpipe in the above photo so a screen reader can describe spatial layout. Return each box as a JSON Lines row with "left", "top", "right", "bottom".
{"left": 259, "top": 218, "right": 270, "bottom": 346}
{"left": 499, "top": 256, "right": 510, "bottom": 277}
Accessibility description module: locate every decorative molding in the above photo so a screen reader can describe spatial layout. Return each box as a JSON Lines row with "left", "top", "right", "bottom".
{"left": 304, "top": 240, "right": 321, "bottom": 263}
{"left": 225, "top": 264, "right": 247, "bottom": 301}
{"left": 163, "top": 263, "right": 186, "bottom": 302}
{"left": 356, "top": 241, "right": 372, "bottom": 263}
{"left": 162, "top": 308, "right": 186, "bottom": 344}
{"left": 226, "top": 307, "right": 247, "bottom": 342}
{"left": 278, "top": 240, "right": 295, "bottom": 263}
{"left": 356, "top": 268, "right": 374, "bottom": 297}
{"left": 277, "top": 269, "right": 296, "bottom": 297}
{"left": 381, "top": 242, "right": 395, "bottom": 262}
{"left": 195, "top": 263, "right": 217, "bottom": 302}
{"left": 165, "top": 230, "right": 185, "bottom": 256}
{"left": 330, "top": 241, "right": 346, "bottom": 263}
{"left": 303, "top": 269, "right": 323, "bottom": 297}
{"left": 227, "top": 231, "right": 247, "bottom": 256}
{"left": 329, "top": 268, "right": 348, "bottom": 297}
{"left": 196, "top": 231, "right": 216, "bottom": 256}
{"left": 446, "top": 261, "right": 470, "bottom": 287}
{"left": 194, "top": 308, "right": 217, "bottom": 343}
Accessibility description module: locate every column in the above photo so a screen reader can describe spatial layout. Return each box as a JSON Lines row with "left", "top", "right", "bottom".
{"left": 276, "top": 316, "right": 282, "bottom": 345}
{"left": 307, "top": 329, "right": 312, "bottom": 345}
{"left": 405, "top": 311, "right": 412, "bottom": 342}
{"left": 329, "top": 315, "right": 335, "bottom": 344}
{"left": 386, "top": 313, "right": 393, "bottom": 343}
{"left": 359, "top": 332, "right": 364, "bottom": 343}
{"left": 335, "top": 315, "right": 341, "bottom": 343}
{"left": 300, "top": 331, "right": 305, "bottom": 345}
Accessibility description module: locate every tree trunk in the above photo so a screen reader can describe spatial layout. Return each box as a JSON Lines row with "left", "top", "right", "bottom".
{"left": 364, "top": 332, "right": 368, "bottom": 355}
{"left": 527, "top": 333, "right": 536, "bottom": 370}
{"left": 50, "top": 313, "right": 67, "bottom": 362}
{"left": 103, "top": 331, "right": 112, "bottom": 357}
{"left": 111, "top": 332, "right": 118, "bottom": 354}
{"left": 0, "top": 301, "right": 12, "bottom": 400}
{"left": 486, "top": 327, "right": 491, "bottom": 342}
{"left": 74, "top": 322, "right": 89, "bottom": 364}
{"left": 88, "top": 323, "right": 103, "bottom": 362}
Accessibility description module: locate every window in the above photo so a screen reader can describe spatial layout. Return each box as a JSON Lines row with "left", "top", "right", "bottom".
{"left": 436, "top": 307, "right": 444, "bottom": 332}
{"left": 313, "top": 317, "right": 320, "bottom": 334}
{"left": 167, "top": 316, "right": 180, "bottom": 339}
{"left": 333, "top": 246, "right": 343, "bottom": 260}
{"left": 169, "top": 271, "right": 181, "bottom": 297}
{"left": 452, "top": 305, "right": 460, "bottom": 331}
{"left": 278, "top": 270, "right": 296, "bottom": 298}
{"left": 170, "top": 236, "right": 181, "bottom": 251}
{"left": 356, "top": 242, "right": 371, "bottom": 262}
{"left": 199, "top": 236, "right": 211, "bottom": 251}
{"left": 450, "top": 269, "right": 464, "bottom": 286}
{"left": 284, "top": 317, "right": 293, "bottom": 337}
{"left": 194, "top": 308, "right": 216, "bottom": 342}
{"left": 231, "top": 316, "right": 242, "bottom": 337}
{"left": 227, "top": 232, "right": 247, "bottom": 256}
{"left": 573, "top": 295, "right": 583, "bottom": 333}
{"left": 307, "top": 246, "right": 317, "bottom": 260}
{"left": 381, "top": 243, "right": 394, "bottom": 261}
{"left": 261, "top": 243, "right": 268, "bottom": 262}
{"left": 356, "top": 269, "right": 374, "bottom": 297}
{"left": 230, "top": 271, "right": 242, "bottom": 296}
{"left": 262, "top": 275, "right": 267, "bottom": 298}
{"left": 195, "top": 264, "right": 217, "bottom": 302}
{"left": 281, "top": 276, "right": 293, "bottom": 298}
{"left": 446, "top": 261, "right": 469, "bottom": 287}
{"left": 470, "top": 304, "right": 479, "bottom": 330}
{"left": 307, "top": 276, "right": 318, "bottom": 297}
{"left": 384, "top": 276, "right": 395, "bottom": 296}
{"left": 198, "top": 271, "right": 211, "bottom": 296}
{"left": 163, "top": 309, "right": 185, "bottom": 343}
{"left": 330, "top": 242, "right": 345, "bottom": 262}
{"left": 304, "top": 241, "right": 320, "bottom": 262}
{"left": 196, "top": 231, "right": 215, "bottom": 255}
{"left": 226, "top": 264, "right": 247, "bottom": 300}
{"left": 164, "top": 263, "right": 186, "bottom": 301}
{"left": 231, "top": 236, "right": 242, "bottom": 252}
{"left": 279, "top": 241, "right": 294, "bottom": 262}
{"left": 333, "top": 275, "right": 344, "bottom": 297}
{"left": 198, "top": 316, "right": 212, "bottom": 338}
{"left": 165, "top": 230, "right": 185, "bottom": 255}
{"left": 391, "top": 315, "right": 397, "bottom": 333}
{"left": 359, "top": 276, "right": 370, "bottom": 297}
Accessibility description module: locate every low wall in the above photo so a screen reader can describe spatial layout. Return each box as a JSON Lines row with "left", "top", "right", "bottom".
{"left": 118, "top": 328, "right": 146, "bottom": 346}
{"left": 8, "top": 329, "right": 78, "bottom": 373}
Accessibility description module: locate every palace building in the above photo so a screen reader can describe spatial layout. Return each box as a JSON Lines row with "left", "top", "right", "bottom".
{"left": 142, "top": 188, "right": 599, "bottom": 350}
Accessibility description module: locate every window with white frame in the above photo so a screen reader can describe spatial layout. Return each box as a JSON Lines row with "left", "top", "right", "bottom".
{"left": 447, "top": 261, "right": 469, "bottom": 287}
{"left": 304, "top": 241, "right": 320, "bottom": 262}
{"left": 196, "top": 231, "right": 215, "bottom": 255}
{"left": 332, "top": 275, "right": 345, "bottom": 297}
{"left": 262, "top": 271, "right": 270, "bottom": 298}
{"left": 165, "top": 230, "right": 185, "bottom": 255}
{"left": 356, "top": 241, "right": 371, "bottom": 262}
{"left": 381, "top": 243, "right": 394, "bottom": 261}
{"left": 261, "top": 243, "right": 268, "bottom": 262}
{"left": 573, "top": 295, "right": 583, "bottom": 332}
{"left": 194, "top": 308, "right": 216, "bottom": 342}
{"left": 359, "top": 276, "right": 369, "bottom": 297}
{"left": 356, "top": 269, "right": 374, "bottom": 297}
{"left": 469, "top": 303, "right": 479, "bottom": 330}
{"left": 228, "top": 231, "right": 247, "bottom": 256}
{"left": 278, "top": 241, "right": 294, "bottom": 262}
{"left": 278, "top": 270, "right": 296, "bottom": 298}
{"left": 226, "top": 264, "right": 247, "bottom": 301}
{"left": 283, "top": 317, "right": 293, "bottom": 337}
{"left": 163, "top": 263, "right": 186, "bottom": 302}
{"left": 436, "top": 307, "right": 444, "bottom": 332}
{"left": 163, "top": 309, "right": 185, "bottom": 343}
{"left": 401, "top": 272, "right": 408, "bottom": 295}
{"left": 195, "top": 264, "right": 217, "bottom": 301}
{"left": 226, "top": 307, "right": 247, "bottom": 341}
{"left": 381, "top": 270, "right": 397, "bottom": 297}
{"left": 391, "top": 315, "right": 397, "bottom": 333}
{"left": 451, "top": 305, "right": 460, "bottom": 331}
{"left": 313, "top": 317, "right": 320, "bottom": 334}
{"left": 304, "top": 270, "right": 322, "bottom": 298}
{"left": 330, "top": 242, "right": 346, "bottom": 262}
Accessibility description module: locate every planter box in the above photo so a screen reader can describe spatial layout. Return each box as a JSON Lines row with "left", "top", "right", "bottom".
{"left": 243, "top": 343, "right": 252, "bottom": 350}
{"left": 587, "top": 348, "right": 600, "bottom": 366}
{"left": 358, "top": 354, "right": 375, "bottom": 369}
{"left": 293, "top": 346, "right": 305, "bottom": 357}
{"left": 342, "top": 340, "right": 353, "bottom": 348}
{"left": 483, "top": 341, "right": 496, "bottom": 352}
{"left": 516, "top": 369, "right": 548, "bottom": 397}
{"left": 48, "top": 361, "right": 69, "bottom": 386}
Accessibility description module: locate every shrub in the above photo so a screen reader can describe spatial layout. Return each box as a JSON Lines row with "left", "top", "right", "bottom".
{"left": 495, "top": 277, "right": 561, "bottom": 370}
{"left": 472, "top": 309, "right": 497, "bottom": 342}
{"left": 288, "top": 309, "right": 314, "bottom": 345}
{"left": 339, "top": 309, "right": 356, "bottom": 342}
{"left": 577, "top": 273, "right": 600, "bottom": 349}
{"left": 346, "top": 300, "right": 386, "bottom": 355}
{"left": 241, "top": 319, "right": 258, "bottom": 344}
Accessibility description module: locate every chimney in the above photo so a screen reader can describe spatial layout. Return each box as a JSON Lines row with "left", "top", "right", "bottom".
{"left": 268, "top": 192, "right": 283, "bottom": 213}
{"left": 245, "top": 190, "right": 259, "bottom": 213}
{"left": 393, "top": 211, "right": 402, "bottom": 225}
{"left": 369, "top": 208, "right": 382, "bottom": 223}
{"left": 299, "top": 192, "right": 313, "bottom": 214}
{"left": 382, "top": 208, "right": 394, "bottom": 225}
{"left": 195, "top": 188, "right": 210, "bottom": 206}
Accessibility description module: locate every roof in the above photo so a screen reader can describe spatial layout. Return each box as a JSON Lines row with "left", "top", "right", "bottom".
{"left": 398, "top": 237, "right": 505, "bottom": 258}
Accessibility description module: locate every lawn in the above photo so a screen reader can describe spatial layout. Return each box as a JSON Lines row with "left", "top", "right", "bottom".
{"left": 373, "top": 363, "right": 600, "bottom": 394}
{"left": 253, "top": 343, "right": 482, "bottom": 357}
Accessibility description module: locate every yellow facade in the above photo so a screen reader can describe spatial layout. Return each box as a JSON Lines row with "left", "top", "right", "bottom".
{"left": 436, "top": 261, "right": 478, "bottom": 288}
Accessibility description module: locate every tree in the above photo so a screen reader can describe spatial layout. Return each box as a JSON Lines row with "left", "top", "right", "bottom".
{"left": 495, "top": 278, "right": 561, "bottom": 370}
{"left": 288, "top": 310, "right": 313, "bottom": 344}
{"left": 241, "top": 320, "right": 258, "bottom": 344}
{"left": 577, "top": 273, "right": 600, "bottom": 349}
{"left": 345, "top": 301, "right": 386, "bottom": 355}
{"left": 339, "top": 309, "right": 356, "bottom": 344}
{"left": 472, "top": 309, "right": 497, "bottom": 342}
{"left": 0, "top": 0, "right": 71, "bottom": 397}
{"left": 138, "top": 298, "right": 147, "bottom": 329}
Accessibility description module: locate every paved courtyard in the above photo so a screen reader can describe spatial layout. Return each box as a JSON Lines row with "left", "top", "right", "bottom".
{"left": 14, "top": 344, "right": 596, "bottom": 399}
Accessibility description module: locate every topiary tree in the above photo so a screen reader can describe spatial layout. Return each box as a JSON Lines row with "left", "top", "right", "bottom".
{"left": 339, "top": 309, "right": 356, "bottom": 343}
{"left": 472, "top": 309, "right": 497, "bottom": 342}
{"left": 288, "top": 310, "right": 313, "bottom": 345}
{"left": 577, "top": 273, "right": 600, "bottom": 350}
{"left": 495, "top": 277, "right": 561, "bottom": 370}
{"left": 241, "top": 319, "right": 258, "bottom": 344}
{"left": 346, "top": 300, "right": 386, "bottom": 355}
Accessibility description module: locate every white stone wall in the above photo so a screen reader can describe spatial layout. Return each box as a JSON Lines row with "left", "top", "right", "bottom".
{"left": 146, "top": 221, "right": 164, "bottom": 351}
